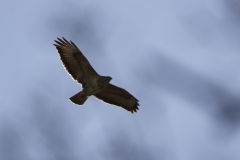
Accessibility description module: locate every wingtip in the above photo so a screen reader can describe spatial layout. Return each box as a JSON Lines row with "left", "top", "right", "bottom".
{"left": 131, "top": 110, "right": 137, "bottom": 114}
{"left": 130, "top": 106, "right": 139, "bottom": 114}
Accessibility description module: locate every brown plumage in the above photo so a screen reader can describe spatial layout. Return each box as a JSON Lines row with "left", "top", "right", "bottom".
{"left": 54, "top": 37, "right": 139, "bottom": 113}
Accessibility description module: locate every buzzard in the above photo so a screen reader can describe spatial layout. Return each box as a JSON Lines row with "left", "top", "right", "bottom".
{"left": 54, "top": 37, "right": 139, "bottom": 113}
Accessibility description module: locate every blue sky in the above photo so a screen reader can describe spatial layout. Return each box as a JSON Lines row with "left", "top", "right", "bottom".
{"left": 1, "top": 0, "right": 240, "bottom": 159}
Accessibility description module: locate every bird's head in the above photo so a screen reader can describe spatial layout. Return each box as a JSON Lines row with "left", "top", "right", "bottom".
{"left": 98, "top": 76, "right": 112, "bottom": 85}
{"left": 105, "top": 76, "right": 112, "bottom": 83}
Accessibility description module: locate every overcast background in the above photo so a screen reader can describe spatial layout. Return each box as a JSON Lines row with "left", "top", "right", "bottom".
{"left": 1, "top": 0, "right": 240, "bottom": 160}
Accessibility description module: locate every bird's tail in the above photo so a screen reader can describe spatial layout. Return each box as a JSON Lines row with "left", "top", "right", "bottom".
{"left": 69, "top": 91, "right": 88, "bottom": 105}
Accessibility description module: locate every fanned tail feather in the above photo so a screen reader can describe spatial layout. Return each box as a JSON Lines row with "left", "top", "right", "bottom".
{"left": 69, "top": 91, "right": 88, "bottom": 105}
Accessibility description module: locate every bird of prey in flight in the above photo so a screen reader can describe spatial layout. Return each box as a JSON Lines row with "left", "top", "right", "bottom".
{"left": 54, "top": 37, "right": 139, "bottom": 113}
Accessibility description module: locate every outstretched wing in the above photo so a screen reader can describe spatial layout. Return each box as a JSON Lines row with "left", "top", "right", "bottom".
{"left": 94, "top": 84, "right": 139, "bottom": 113}
{"left": 54, "top": 37, "right": 99, "bottom": 86}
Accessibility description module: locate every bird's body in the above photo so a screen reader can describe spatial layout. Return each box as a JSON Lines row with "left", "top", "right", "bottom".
{"left": 82, "top": 76, "right": 112, "bottom": 96}
{"left": 69, "top": 75, "right": 112, "bottom": 106}
{"left": 54, "top": 37, "right": 139, "bottom": 113}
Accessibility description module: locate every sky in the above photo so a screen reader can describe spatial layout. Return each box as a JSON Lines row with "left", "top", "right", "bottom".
{"left": 1, "top": 0, "right": 240, "bottom": 159}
